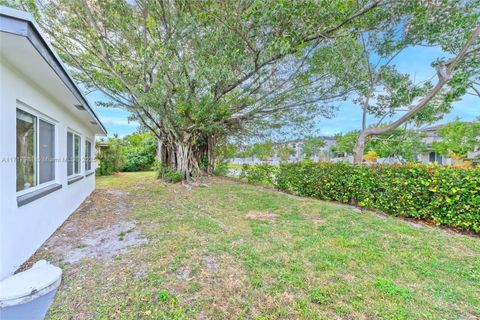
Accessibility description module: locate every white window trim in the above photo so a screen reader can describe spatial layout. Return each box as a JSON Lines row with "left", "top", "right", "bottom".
{"left": 16, "top": 103, "right": 59, "bottom": 197}
{"left": 67, "top": 129, "right": 83, "bottom": 178}
{"left": 84, "top": 138, "right": 94, "bottom": 173}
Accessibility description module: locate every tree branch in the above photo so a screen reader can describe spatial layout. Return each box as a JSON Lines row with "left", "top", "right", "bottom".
{"left": 360, "top": 24, "right": 480, "bottom": 137}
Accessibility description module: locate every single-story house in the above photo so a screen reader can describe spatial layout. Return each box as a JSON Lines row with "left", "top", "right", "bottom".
{"left": 417, "top": 124, "right": 451, "bottom": 165}
{"left": 0, "top": 6, "right": 107, "bottom": 280}
{"left": 418, "top": 124, "right": 479, "bottom": 165}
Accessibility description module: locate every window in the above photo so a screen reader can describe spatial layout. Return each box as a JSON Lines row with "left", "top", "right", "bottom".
{"left": 16, "top": 108, "right": 55, "bottom": 192}
{"left": 429, "top": 151, "right": 443, "bottom": 165}
{"left": 85, "top": 140, "right": 92, "bottom": 172}
{"left": 437, "top": 154, "right": 443, "bottom": 165}
{"left": 67, "top": 131, "right": 81, "bottom": 176}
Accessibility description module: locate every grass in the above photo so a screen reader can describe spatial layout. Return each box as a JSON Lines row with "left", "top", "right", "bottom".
{"left": 226, "top": 163, "right": 245, "bottom": 169}
{"left": 48, "top": 172, "right": 480, "bottom": 319}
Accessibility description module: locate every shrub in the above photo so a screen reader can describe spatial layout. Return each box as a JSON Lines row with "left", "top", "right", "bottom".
{"left": 213, "top": 162, "right": 229, "bottom": 176}
{"left": 96, "top": 138, "right": 124, "bottom": 176}
{"left": 363, "top": 150, "right": 379, "bottom": 163}
{"left": 240, "top": 163, "right": 278, "bottom": 185}
{"left": 96, "top": 133, "right": 156, "bottom": 175}
{"left": 122, "top": 147, "right": 156, "bottom": 172}
{"left": 241, "top": 162, "right": 480, "bottom": 232}
{"left": 155, "top": 162, "right": 183, "bottom": 183}
{"left": 121, "top": 133, "right": 156, "bottom": 172}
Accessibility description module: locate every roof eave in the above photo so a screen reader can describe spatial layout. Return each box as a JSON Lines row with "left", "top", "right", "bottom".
{"left": 0, "top": 6, "right": 107, "bottom": 135}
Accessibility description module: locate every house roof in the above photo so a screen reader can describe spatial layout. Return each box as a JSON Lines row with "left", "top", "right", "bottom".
{"left": 284, "top": 136, "right": 336, "bottom": 144}
{"left": 422, "top": 121, "right": 472, "bottom": 132}
{"left": 0, "top": 6, "right": 107, "bottom": 135}
{"left": 421, "top": 124, "right": 446, "bottom": 132}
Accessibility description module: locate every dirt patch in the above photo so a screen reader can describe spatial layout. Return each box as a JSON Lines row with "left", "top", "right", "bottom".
{"left": 60, "top": 221, "right": 147, "bottom": 264}
{"left": 194, "top": 254, "right": 249, "bottom": 319}
{"left": 245, "top": 210, "right": 278, "bottom": 223}
{"left": 333, "top": 203, "right": 362, "bottom": 213}
{"left": 175, "top": 266, "right": 191, "bottom": 281}
{"left": 202, "top": 255, "right": 220, "bottom": 273}
{"left": 105, "top": 189, "right": 129, "bottom": 197}
{"left": 20, "top": 188, "right": 145, "bottom": 269}
{"left": 305, "top": 216, "right": 326, "bottom": 226}
{"left": 404, "top": 219, "right": 425, "bottom": 229}
{"left": 225, "top": 193, "right": 240, "bottom": 201}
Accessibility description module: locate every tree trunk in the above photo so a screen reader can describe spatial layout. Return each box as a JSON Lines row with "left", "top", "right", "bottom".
{"left": 175, "top": 142, "right": 196, "bottom": 179}
{"left": 353, "top": 131, "right": 368, "bottom": 164}
{"left": 156, "top": 138, "right": 166, "bottom": 163}
{"left": 207, "top": 135, "right": 215, "bottom": 174}
{"left": 155, "top": 134, "right": 216, "bottom": 180}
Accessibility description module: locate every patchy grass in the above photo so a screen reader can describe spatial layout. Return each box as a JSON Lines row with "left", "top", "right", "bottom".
{"left": 226, "top": 163, "right": 245, "bottom": 169}
{"left": 46, "top": 172, "right": 480, "bottom": 319}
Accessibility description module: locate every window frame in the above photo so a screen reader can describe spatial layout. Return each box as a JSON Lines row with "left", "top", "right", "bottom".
{"left": 67, "top": 129, "right": 83, "bottom": 178}
{"left": 429, "top": 151, "right": 443, "bottom": 165}
{"left": 16, "top": 102, "right": 58, "bottom": 197}
{"left": 84, "top": 138, "right": 93, "bottom": 173}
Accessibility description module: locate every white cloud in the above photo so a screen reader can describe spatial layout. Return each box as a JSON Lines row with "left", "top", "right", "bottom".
{"left": 99, "top": 116, "right": 139, "bottom": 127}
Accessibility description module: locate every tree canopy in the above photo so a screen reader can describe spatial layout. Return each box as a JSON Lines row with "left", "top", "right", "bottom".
{"left": 347, "top": 0, "right": 480, "bottom": 162}
{"left": 432, "top": 119, "right": 480, "bottom": 159}
{"left": 5, "top": 0, "right": 479, "bottom": 177}
{"left": 16, "top": 0, "right": 384, "bottom": 178}
{"left": 333, "top": 128, "right": 425, "bottom": 162}
{"left": 302, "top": 137, "right": 326, "bottom": 158}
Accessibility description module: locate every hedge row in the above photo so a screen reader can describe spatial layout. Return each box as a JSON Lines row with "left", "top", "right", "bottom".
{"left": 240, "top": 162, "right": 480, "bottom": 232}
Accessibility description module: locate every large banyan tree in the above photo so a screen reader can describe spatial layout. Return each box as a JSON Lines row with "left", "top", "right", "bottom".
{"left": 19, "top": 0, "right": 379, "bottom": 178}
{"left": 11, "top": 0, "right": 468, "bottom": 178}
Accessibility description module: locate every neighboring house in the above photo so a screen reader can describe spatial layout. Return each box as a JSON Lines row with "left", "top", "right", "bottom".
{"left": 418, "top": 124, "right": 479, "bottom": 165}
{"left": 417, "top": 124, "right": 451, "bottom": 165}
{"left": 280, "top": 136, "right": 336, "bottom": 161}
{"left": 0, "top": 7, "right": 107, "bottom": 279}
{"left": 231, "top": 126, "right": 480, "bottom": 166}
{"left": 95, "top": 140, "right": 109, "bottom": 168}
{"left": 229, "top": 136, "right": 337, "bottom": 165}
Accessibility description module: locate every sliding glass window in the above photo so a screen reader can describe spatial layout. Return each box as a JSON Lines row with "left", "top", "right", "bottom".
{"left": 67, "top": 131, "right": 82, "bottom": 176}
{"left": 85, "top": 140, "right": 92, "bottom": 172}
{"left": 16, "top": 108, "right": 56, "bottom": 192}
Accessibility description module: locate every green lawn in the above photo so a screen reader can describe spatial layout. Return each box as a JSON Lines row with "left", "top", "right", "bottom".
{"left": 47, "top": 172, "right": 479, "bottom": 319}
{"left": 226, "top": 163, "right": 245, "bottom": 169}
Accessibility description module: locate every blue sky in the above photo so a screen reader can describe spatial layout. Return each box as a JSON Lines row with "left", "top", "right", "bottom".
{"left": 86, "top": 46, "right": 479, "bottom": 138}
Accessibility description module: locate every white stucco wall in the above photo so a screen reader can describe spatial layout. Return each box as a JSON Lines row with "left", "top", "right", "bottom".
{"left": 0, "top": 59, "right": 97, "bottom": 279}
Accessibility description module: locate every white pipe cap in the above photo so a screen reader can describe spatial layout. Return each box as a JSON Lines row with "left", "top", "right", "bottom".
{"left": 0, "top": 260, "right": 62, "bottom": 306}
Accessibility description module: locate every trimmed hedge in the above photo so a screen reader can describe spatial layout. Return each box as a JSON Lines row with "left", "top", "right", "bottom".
{"left": 241, "top": 162, "right": 480, "bottom": 232}
{"left": 240, "top": 163, "right": 279, "bottom": 185}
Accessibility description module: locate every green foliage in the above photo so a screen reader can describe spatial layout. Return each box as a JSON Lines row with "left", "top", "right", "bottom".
{"left": 213, "top": 142, "right": 237, "bottom": 176}
{"left": 121, "top": 133, "right": 157, "bottom": 172}
{"left": 332, "top": 132, "right": 358, "bottom": 156}
{"left": 302, "top": 137, "right": 325, "bottom": 158}
{"left": 155, "top": 162, "right": 183, "bottom": 183}
{"left": 333, "top": 129, "right": 426, "bottom": 162}
{"left": 215, "top": 144, "right": 237, "bottom": 161}
{"left": 237, "top": 142, "right": 274, "bottom": 160}
{"left": 6, "top": 0, "right": 479, "bottom": 177}
{"left": 242, "top": 162, "right": 480, "bottom": 232}
{"left": 432, "top": 119, "right": 480, "bottom": 159}
{"left": 276, "top": 144, "right": 296, "bottom": 161}
{"left": 9, "top": 0, "right": 386, "bottom": 178}
{"left": 240, "top": 164, "right": 278, "bottom": 185}
{"left": 375, "top": 279, "right": 411, "bottom": 300}
{"left": 96, "top": 137, "right": 124, "bottom": 176}
{"left": 367, "top": 129, "right": 426, "bottom": 162}
{"left": 96, "top": 133, "right": 157, "bottom": 175}
{"left": 212, "top": 162, "right": 229, "bottom": 176}
{"left": 252, "top": 142, "right": 275, "bottom": 161}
